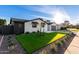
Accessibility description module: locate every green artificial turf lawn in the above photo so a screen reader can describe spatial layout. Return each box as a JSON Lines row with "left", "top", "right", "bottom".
{"left": 16, "top": 32, "right": 67, "bottom": 53}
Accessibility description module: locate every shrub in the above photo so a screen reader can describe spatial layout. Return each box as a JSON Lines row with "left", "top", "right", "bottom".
{"left": 8, "top": 40, "right": 11, "bottom": 43}
{"left": 51, "top": 48, "right": 57, "bottom": 54}
{"left": 61, "top": 40, "right": 64, "bottom": 44}
{"left": 25, "top": 32, "right": 30, "bottom": 34}
{"left": 37, "top": 30, "right": 40, "bottom": 33}
{"left": 57, "top": 42, "right": 63, "bottom": 48}
{"left": 8, "top": 43, "right": 14, "bottom": 47}
{"left": 57, "top": 43, "right": 61, "bottom": 47}
{"left": 8, "top": 36, "right": 11, "bottom": 39}
{"left": 60, "top": 27, "right": 67, "bottom": 30}
{"left": 32, "top": 31, "right": 36, "bottom": 33}
{"left": 7, "top": 38, "right": 10, "bottom": 40}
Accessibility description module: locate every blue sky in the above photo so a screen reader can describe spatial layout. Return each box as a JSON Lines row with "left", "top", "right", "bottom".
{"left": 0, "top": 5, "right": 79, "bottom": 24}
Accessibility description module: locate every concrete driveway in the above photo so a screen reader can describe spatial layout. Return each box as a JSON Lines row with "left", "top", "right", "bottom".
{"left": 64, "top": 32, "right": 79, "bottom": 54}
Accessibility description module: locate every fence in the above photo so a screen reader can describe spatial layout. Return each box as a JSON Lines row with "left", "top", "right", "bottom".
{"left": 0, "top": 25, "right": 14, "bottom": 35}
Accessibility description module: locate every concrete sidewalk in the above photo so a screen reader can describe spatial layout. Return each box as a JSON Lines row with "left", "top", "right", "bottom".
{"left": 64, "top": 32, "right": 79, "bottom": 54}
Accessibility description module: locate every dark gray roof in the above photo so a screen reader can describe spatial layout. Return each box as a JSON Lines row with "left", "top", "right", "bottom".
{"left": 10, "top": 17, "right": 49, "bottom": 24}
{"left": 30, "top": 18, "right": 47, "bottom": 23}
{"left": 32, "top": 18, "right": 45, "bottom": 21}
{"left": 10, "top": 18, "right": 29, "bottom": 23}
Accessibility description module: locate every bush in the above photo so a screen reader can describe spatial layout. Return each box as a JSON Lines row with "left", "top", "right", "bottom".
{"left": 8, "top": 43, "right": 14, "bottom": 47}
{"left": 8, "top": 40, "right": 11, "bottom": 43}
{"left": 32, "top": 31, "right": 36, "bottom": 33}
{"left": 8, "top": 36, "right": 11, "bottom": 39}
{"left": 60, "top": 27, "right": 67, "bottom": 30}
{"left": 57, "top": 42, "right": 63, "bottom": 48}
{"left": 7, "top": 38, "right": 10, "bottom": 40}
{"left": 37, "top": 30, "right": 39, "bottom": 32}
{"left": 57, "top": 43, "right": 61, "bottom": 47}
{"left": 51, "top": 48, "right": 57, "bottom": 53}
{"left": 61, "top": 40, "right": 64, "bottom": 44}
{"left": 25, "top": 32, "right": 30, "bottom": 34}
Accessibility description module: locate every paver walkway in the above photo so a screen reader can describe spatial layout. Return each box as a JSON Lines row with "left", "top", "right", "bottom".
{"left": 64, "top": 32, "right": 79, "bottom": 54}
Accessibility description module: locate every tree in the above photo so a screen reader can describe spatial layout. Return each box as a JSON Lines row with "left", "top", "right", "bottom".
{"left": 76, "top": 24, "right": 79, "bottom": 29}
{"left": 0, "top": 19, "right": 6, "bottom": 25}
{"left": 40, "top": 22, "right": 45, "bottom": 35}
{"left": 38, "top": 18, "right": 46, "bottom": 36}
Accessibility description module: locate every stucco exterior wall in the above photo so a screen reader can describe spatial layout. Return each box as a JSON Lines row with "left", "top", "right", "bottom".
{"left": 24, "top": 19, "right": 61, "bottom": 33}
{"left": 24, "top": 20, "right": 47, "bottom": 33}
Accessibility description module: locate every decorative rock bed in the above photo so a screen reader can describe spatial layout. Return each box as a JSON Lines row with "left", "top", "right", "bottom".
{"left": 6, "top": 35, "right": 25, "bottom": 54}
{"left": 33, "top": 32, "right": 75, "bottom": 54}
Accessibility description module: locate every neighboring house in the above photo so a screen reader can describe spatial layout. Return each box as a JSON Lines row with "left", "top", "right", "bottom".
{"left": 10, "top": 18, "right": 61, "bottom": 34}
{"left": 10, "top": 18, "right": 28, "bottom": 34}
{"left": 61, "top": 20, "right": 70, "bottom": 28}
{"left": 46, "top": 21, "right": 60, "bottom": 32}
{"left": 76, "top": 24, "right": 79, "bottom": 29}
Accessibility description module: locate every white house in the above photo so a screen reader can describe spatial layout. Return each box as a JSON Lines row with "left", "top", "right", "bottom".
{"left": 10, "top": 18, "right": 61, "bottom": 34}
{"left": 24, "top": 18, "right": 47, "bottom": 33}
{"left": 24, "top": 18, "right": 61, "bottom": 33}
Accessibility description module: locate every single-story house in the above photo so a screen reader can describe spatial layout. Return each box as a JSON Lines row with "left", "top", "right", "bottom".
{"left": 24, "top": 18, "right": 47, "bottom": 33}
{"left": 24, "top": 18, "right": 61, "bottom": 33}
{"left": 46, "top": 21, "right": 60, "bottom": 31}
{"left": 10, "top": 18, "right": 61, "bottom": 34}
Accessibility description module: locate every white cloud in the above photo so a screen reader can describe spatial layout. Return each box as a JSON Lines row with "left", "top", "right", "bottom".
{"left": 30, "top": 15, "right": 53, "bottom": 21}
{"left": 32, "top": 6, "right": 71, "bottom": 24}
{"left": 34, "top": 5, "right": 56, "bottom": 15}
{"left": 52, "top": 9, "right": 71, "bottom": 24}
{"left": 22, "top": 5, "right": 77, "bottom": 24}
{"left": 71, "top": 18, "right": 79, "bottom": 25}
{"left": 70, "top": 15, "right": 79, "bottom": 25}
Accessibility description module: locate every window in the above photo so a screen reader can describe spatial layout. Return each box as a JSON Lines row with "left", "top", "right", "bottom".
{"left": 41, "top": 23, "right": 45, "bottom": 27}
{"left": 32, "top": 23, "right": 37, "bottom": 27}
{"left": 32, "top": 22, "right": 38, "bottom": 28}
